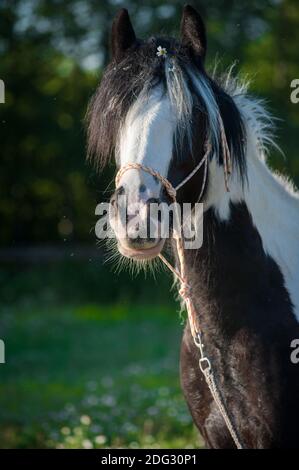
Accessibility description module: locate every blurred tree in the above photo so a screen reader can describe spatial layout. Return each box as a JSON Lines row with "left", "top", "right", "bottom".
{"left": 0, "top": 0, "right": 298, "bottom": 246}
{"left": 0, "top": 0, "right": 100, "bottom": 245}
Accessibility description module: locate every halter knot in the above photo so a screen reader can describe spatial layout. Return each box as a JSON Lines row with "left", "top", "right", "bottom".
{"left": 179, "top": 282, "right": 192, "bottom": 301}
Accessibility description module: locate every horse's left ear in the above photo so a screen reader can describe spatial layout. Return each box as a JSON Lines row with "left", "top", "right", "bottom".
{"left": 111, "top": 9, "right": 136, "bottom": 61}
{"left": 180, "top": 5, "right": 207, "bottom": 61}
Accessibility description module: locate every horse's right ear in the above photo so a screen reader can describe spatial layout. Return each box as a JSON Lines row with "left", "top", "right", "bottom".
{"left": 180, "top": 5, "right": 207, "bottom": 61}
{"left": 111, "top": 9, "right": 136, "bottom": 61}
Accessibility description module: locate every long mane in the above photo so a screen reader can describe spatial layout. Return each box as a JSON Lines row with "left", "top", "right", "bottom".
{"left": 86, "top": 36, "right": 247, "bottom": 182}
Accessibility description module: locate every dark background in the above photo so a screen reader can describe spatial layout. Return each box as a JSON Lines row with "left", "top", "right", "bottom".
{"left": 1, "top": 0, "right": 299, "bottom": 246}
{"left": 0, "top": 0, "right": 298, "bottom": 450}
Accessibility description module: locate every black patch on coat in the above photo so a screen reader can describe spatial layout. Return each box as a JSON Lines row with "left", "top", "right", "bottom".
{"left": 179, "top": 203, "right": 299, "bottom": 448}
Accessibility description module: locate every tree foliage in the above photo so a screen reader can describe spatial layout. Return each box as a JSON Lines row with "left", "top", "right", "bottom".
{"left": 1, "top": 0, "right": 298, "bottom": 245}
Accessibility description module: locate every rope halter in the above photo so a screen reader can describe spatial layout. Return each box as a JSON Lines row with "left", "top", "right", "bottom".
{"left": 114, "top": 141, "right": 244, "bottom": 449}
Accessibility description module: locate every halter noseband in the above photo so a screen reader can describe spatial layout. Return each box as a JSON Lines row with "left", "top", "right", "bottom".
{"left": 115, "top": 142, "right": 211, "bottom": 201}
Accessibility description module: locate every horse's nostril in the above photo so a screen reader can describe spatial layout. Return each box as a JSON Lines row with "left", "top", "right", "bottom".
{"left": 139, "top": 184, "right": 146, "bottom": 193}
{"left": 146, "top": 197, "right": 160, "bottom": 206}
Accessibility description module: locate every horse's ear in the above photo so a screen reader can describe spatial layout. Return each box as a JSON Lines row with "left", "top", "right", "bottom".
{"left": 111, "top": 9, "right": 136, "bottom": 61}
{"left": 180, "top": 5, "right": 207, "bottom": 61}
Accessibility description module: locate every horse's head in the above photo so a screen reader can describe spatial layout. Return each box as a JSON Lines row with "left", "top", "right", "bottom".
{"left": 87, "top": 5, "right": 246, "bottom": 261}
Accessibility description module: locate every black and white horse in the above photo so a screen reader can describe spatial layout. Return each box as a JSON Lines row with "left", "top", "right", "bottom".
{"left": 87, "top": 6, "right": 299, "bottom": 449}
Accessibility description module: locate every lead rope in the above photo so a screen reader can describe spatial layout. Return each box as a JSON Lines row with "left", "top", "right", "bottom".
{"left": 115, "top": 142, "right": 244, "bottom": 450}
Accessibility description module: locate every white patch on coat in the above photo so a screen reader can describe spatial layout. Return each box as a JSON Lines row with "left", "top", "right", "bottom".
{"left": 204, "top": 89, "right": 299, "bottom": 322}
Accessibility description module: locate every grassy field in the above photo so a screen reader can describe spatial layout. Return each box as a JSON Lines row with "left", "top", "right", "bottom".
{"left": 0, "top": 259, "right": 202, "bottom": 449}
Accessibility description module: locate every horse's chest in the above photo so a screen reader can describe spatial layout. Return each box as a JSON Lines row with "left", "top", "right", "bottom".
{"left": 180, "top": 321, "right": 299, "bottom": 448}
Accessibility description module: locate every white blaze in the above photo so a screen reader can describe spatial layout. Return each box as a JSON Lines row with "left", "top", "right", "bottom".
{"left": 117, "top": 87, "right": 176, "bottom": 202}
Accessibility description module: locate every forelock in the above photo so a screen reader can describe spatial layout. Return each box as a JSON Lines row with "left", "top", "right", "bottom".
{"left": 85, "top": 37, "right": 194, "bottom": 169}
{"left": 86, "top": 35, "right": 247, "bottom": 184}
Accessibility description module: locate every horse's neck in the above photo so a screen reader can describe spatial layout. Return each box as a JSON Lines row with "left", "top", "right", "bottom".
{"left": 181, "top": 203, "right": 267, "bottom": 336}
{"left": 187, "top": 136, "right": 299, "bottom": 325}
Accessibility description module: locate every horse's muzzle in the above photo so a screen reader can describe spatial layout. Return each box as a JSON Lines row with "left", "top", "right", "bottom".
{"left": 110, "top": 189, "right": 165, "bottom": 260}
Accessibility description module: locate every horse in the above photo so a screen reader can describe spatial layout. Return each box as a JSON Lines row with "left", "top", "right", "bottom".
{"left": 86, "top": 5, "right": 299, "bottom": 449}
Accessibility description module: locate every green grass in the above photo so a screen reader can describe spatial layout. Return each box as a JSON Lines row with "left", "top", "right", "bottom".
{"left": 0, "top": 261, "right": 202, "bottom": 449}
